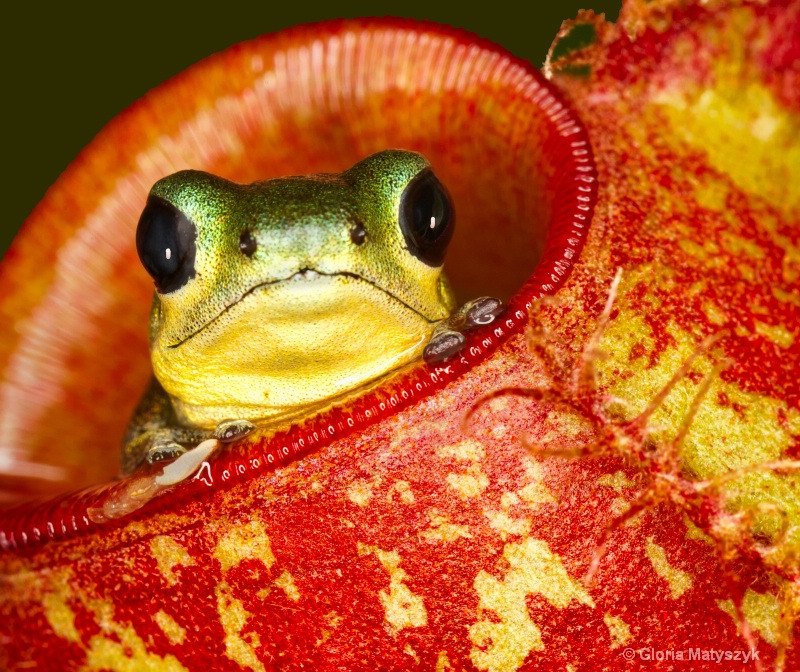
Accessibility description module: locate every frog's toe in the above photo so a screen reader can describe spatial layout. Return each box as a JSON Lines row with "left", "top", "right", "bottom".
{"left": 146, "top": 440, "right": 188, "bottom": 465}
{"left": 424, "top": 330, "right": 465, "bottom": 364}
{"left": 464, "top": 297, "right": 505, "bottom": 328}
{"left": 424, "top": 296, "right": 505, "bottom": 364}
{"left": 213, "top": 419, "right": 256, "bottom": 443}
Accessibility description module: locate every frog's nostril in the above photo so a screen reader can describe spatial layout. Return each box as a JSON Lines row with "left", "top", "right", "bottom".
{"left": 239, "top": 231, "right": 258, "bottom": 257}
{"left": 350, "top": 222, "right": 367, "bottom": 246}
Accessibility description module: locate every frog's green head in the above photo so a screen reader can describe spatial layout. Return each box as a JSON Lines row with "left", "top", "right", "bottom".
{"left": 136, "top": 150, "right": 457, "bottom": 427}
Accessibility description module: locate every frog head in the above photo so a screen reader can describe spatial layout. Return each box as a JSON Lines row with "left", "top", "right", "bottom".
{"left": 135, "top": 150, "right": 457, "bottom": 427}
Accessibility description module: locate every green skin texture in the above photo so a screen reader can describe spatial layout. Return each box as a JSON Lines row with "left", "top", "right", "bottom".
{"left": 123, "top": 150, "right": 481, "bottom": 475}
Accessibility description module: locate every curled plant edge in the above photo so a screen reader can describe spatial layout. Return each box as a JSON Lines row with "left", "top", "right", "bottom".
{"left": 86, "top": 439, "right": 221, "bottom": 523}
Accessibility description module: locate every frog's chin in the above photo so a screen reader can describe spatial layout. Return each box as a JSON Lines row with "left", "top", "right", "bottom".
{"left": 151, "top": 273, "right": 438, "bottom": 427}
{"left": 165, "top": 269, "right": 438, "bottom": 349}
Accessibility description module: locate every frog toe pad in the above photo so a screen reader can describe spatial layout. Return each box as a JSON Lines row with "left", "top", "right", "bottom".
{"left": 213, "top": 419, "right": 256, "bottom": 443}
{"left": 423, "top": 331, "right": 466, "bottom": 364}
{"left": 464, "top": 297, "right": 505, "bottom": 328}
{"left": 146, "top": 440, "right": 187, "bottom": 464}
{"left": 424, "top": 296, "right": 505, "bottom": 364}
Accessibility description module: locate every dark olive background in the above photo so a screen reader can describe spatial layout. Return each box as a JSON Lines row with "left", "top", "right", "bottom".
{"left": 1, "top": 1, "right": 620, "bottom": 258}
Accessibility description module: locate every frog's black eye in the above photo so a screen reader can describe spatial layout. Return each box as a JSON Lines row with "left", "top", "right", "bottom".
{"left": 399, "top": 169, "right": 454, "bottom": 267}
{"left": 136, "top": 195, "right": 197, "bottom": 294}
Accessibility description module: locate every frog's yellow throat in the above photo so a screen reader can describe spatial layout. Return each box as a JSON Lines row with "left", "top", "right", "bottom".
{"left": 142, "top": 151, "right": 458, "bottom": 429}
{"left": 153, "top": 271, "right": 454, "bottom": 427}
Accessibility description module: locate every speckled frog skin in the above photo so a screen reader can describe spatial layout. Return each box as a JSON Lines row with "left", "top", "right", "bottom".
{"left": 123, "top": 150, "right": 503, "bottom": 474}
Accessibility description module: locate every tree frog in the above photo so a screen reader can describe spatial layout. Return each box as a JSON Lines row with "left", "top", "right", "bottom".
{"left": 123, "top": 150, "right": 503, "bottom": 474}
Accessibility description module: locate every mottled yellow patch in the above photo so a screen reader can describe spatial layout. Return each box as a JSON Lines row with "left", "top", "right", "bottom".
{"left": 718, "top": 589, "right": 781, "bottom": 646}
{"left": 437, "top": 437, "right": 490, "bottom": 500}
{"left": 754, "top": 320, "right": 795, "bottom": 349}
{"left": 387, "top": 480, "right": 415, "bottom": 504}
{"left": 692, "top": 177, "right": 727, "bottom": 212}
{"left": 469, "top": 538, "right": 594, "bottom": 672}
{"left": 85, "top": 623, "right": 190, "bottom": 671}
{"left": 600, "top": 297, "right": 790, "bottom": 471}
{"left": 603, "top": 613, "right": 632, "bottom": 649}
{"left": 721, "top": 232, "right": 766, "bottom": 260}
{"left": 216, "top": 581, "right": 265, "bottom": 672}
{"left": 420, "top": 510, "right": 472, "bottom": 542}
{"left": 772, "top": 286, "right": 800, "bottom": 308}
{"left": 347, "top": 477, "right": 378, "bottom": 507}
{"left": 436, "top": 650, "right": 453, "bottom": 671}
{"left": 501, "top": 492, "right": 520, "bottom": 508}
{"left": 487, "top": 396, "right": 509, "bottom": 412}
{"left": 540, "top": 408, "right": 596, "bottom": 445}
{"left": 596, "top": 308, "right": 656, "bottom": 374}
{"left": 597, "top": 471, "right": 635, "bottom": 493}
{"left": 701, "top": 301, "right": 727, "bottom": 326}
{"left": 491, "top": 424, "right": 508, "bottom": 438}
{"left": 683, "top": 514, "right": 714, "bottom": 545}
{"left": 783, "top": 246, "right": 800, "bottom": 284}
{"left": 38, "top": 569, "right": 189, "bottom": 670}
{"left": 324, "top": 611, "right": 343, "bottom": 628}
{"left": 404, "top": 643, "right": 420, "bottom": 664}
{"left": 598, "top": 312, "right": 800, "bottom": 555}
{"left": 645, "top": 539, "right": 692, "bottom": 599}
{"left": 485, "top": 511, "right": 531, "bottom": 540}
{"left": 83, "top": 597, "right": 186, "bottom": 669}
{"left": 447, "top": 465, "right": 490, "bottom": 499}
{"left": 517, "top": 460, "right": 556, "bottom": 507}
{"left": 517, "top": 481, "right": 555, "bottom": 506}
{"left": 214, "top": 519, "right": 275, "bottom": 572}
{"left": 678, "top": 237, "right": 719, "bottom": 261}
{"left": 788, "top": 408, "right": 800, "bottom": 435}
{"left": 153, "top": 610, "right": 186, "bottom": 646}
{"left": 274, "top": 570, "right": 300, "bottom": 602}
{"left": 610, "top": 498, "right": 633, "bottom": 518}
{"left": 359, "top": 544, "right": 427, "bottom": 631}
{"left": 150, "top": 536, "right": 194, "bottom": 586}
{"left": 43, "top": 590, "right": 81, "bottom": 644}
{"left": 437, "top": 438, "right": 485, "bottom": 462}
{"left": 656, "top": 77, "right": 800, "bottom": 211}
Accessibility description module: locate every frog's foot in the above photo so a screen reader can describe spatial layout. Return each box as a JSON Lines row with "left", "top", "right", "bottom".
{"left": 147, "top": 439, "right": 188, "bottom": 465}
{"left": 423, "top": 329, "right": 465, "bottom": 363}
{"left": 144, "top": 421, "right": 253, "bottom": 467}
{"left": 137, "top": 427, "right": 210, "bottom": 467}
{"left": 462, "top": 297, "right": 505, "bottom": 329}
{"left": 213, "top": 419, "right": 256, "bottom": 443}
{"left": 424, "top": 297, "right": 505, "bottom": 364}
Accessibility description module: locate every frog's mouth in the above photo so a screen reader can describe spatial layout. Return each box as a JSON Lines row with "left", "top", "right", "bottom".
{"left": 167, "top": 268, "right": 438, "bottom": 349}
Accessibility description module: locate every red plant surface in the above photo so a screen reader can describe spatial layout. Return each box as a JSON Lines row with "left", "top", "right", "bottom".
{"left": 1, "top": 1, "right": 798, "bottom": 670}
